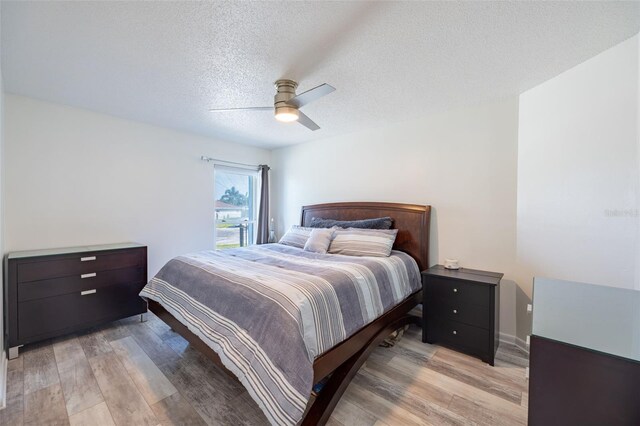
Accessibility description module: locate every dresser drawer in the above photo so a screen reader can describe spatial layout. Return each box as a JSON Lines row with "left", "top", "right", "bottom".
{"left": 18, "top": 267, "right": 145, "bottom": 302}
{"left": 425, "top": 276, "right": 490, "bottom": 307}
{"left": 427, "top": 319, "right": 489, "bottom": 355}
{"left": 18, "top": 283, "right": 147, "bottom": 341}
{"left": 427, "top": 299, "right": 491, "bottom": 329}
{"left": 17, "top": 249, "right": 145, "bottom": 283}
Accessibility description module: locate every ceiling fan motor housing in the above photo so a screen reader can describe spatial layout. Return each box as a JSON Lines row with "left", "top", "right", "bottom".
{"left": 274, "top": 79, "right": 299, "bottom": 117}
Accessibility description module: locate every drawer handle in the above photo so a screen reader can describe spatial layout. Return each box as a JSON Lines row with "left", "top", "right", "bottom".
{"left": 452, "top": 330, "right": 457, "bottom": 335}
{"left": 81, "top": 289, "right": 96, "bottom": 296}
{"left": 452, "top": 309, "right": 458, "bottom": 314}
{"left": 453, "top": 288, "right": 458, "bottom": 293}
{"left": 81, "top": 273, "right": 96, "bottom": 279}
{"left": 81, "top": 256, "right": 96, "bottom": 262}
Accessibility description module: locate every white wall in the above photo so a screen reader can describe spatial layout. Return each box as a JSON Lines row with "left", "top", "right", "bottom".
{"left": 271, "top": 97, "right": 520, "bottom": 339}
{"left": 5, "top": 95, "right": 270, "bottom": 276}
{"left": 517, "top": 35, "right": 640, "bottom": 338}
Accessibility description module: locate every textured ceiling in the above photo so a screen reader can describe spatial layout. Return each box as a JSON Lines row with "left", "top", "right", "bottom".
{"left": 2, "top": 1, "right": 639, "bottom": 149}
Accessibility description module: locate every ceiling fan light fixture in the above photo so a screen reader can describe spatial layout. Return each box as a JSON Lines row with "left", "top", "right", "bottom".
{"left": 275, "top": 106, "right": 299, "bottom": 123}
{"left": 210, "top": 79, "right": 333, "bottom": 131}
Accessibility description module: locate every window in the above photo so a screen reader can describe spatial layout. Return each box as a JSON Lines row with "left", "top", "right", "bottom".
{"left": 214, "top": 166, "right": 258, "bottom": 250}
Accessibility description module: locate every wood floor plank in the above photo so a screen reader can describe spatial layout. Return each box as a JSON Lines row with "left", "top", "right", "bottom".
{"left": 69, "top": 401, "right": 116, "bottom": 426}
{"left": 179, "top": 348, "right": 245, "bottom": 396}
{"left": 23, "top": 344, "right": 60, "bottom": 395}
{"left": 145, "top": 313, "right": 180, "bottom": 342}
{"left": 8, "top": 356, "right": 23, "bottom": 372}
{"left": 100, "top": 319, "right": 134, "bottom": 343}
{"left": 229, "top": 391, "right": 269, "bottom": 425}
{"left": 495, "top": 345, "right": 529, "bottom": 368}
{"left": 151, "top": 393, "right": 207, "bottom": 426}
{"left": 362, "top": 357, "right": 453, "bottom": 408}
{"left": 327, "top": 418, "right": 346, "bottom": 426}
{"left": 386, "top": 355, "right": 527, "bottom": 425}
{"left": 331, "top": 397, "right": 382, "bottom": 426}
{"left": 89, "top": 351, "right": 158, "bottom": 426}
{"left": 10, "top": 311, "right": 530, "bottom": 426}
{"left": 77, "top": 328, "right": 113, "bottom": 359}
{"left": 158, "top": 355, "right": 248, "bottom": 425}
{"left": 53, "top": 337, "right": 105, "bottom": 416}
{"left": 110, "top": 336, "right": 178, "bottom": 405}
{"left": 0, "top": 369, "right": 25, "bottom": 425}
{"left": 423, "top": 356, "right": 522, "bottom": 404}
{"left": 353, "top": 367, "right": 469, "bottom": 426}
{"left": 434, "top": 346, "right": 527, "bottom": 383}
{"left": 449, "top": 395, "right": 521, "bottom": 426}
{"left": 389, "top": 335, "right": 438, "bottom": 363}
{"left": 497, "top": 342, "right": 529, "bottom": 360}
{"left": 24, "top": 383, "right": 69, "bottom": 426}
{"left": 344, "top": 382, "right": 429, "bottom": 426}
{"left": 125, "top": 321, "right": 181, "bottom": 366}
{"left": 432, "top": 347, "right": 527, "bottom": 393}
{"left": 164, "top": 335, "right": 189, "bottom": 357}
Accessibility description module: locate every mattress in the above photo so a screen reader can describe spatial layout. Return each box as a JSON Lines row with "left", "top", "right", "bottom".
{"left": 140, "top": 243, "right": 420, "bottom": 425}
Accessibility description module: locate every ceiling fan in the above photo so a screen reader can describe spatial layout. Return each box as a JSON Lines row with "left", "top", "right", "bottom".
{"left": 209, "top": 79, "right": 335, "bottom": 131}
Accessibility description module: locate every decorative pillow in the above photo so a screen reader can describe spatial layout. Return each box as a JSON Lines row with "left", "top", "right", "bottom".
{"left": 278, "top": 226, "right": 312, "bottom": 249}
{"left": 328, "top": 228, "right": 398, "bottom": 257}
{"left": 303, "top": 228, "right": 334, "bottom": 254}
{"left": 308, "top": 216, "right": 393, "bottom": 230}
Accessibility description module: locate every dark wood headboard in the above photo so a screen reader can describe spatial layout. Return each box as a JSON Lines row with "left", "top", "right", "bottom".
{"left": 300, "top": 202, "right": 431, "bottom": 270}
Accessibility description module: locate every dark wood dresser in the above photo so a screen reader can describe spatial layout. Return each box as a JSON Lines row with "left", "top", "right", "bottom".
{"left": 422, "top": 265, "right": 502, "bottom": 365}
{"left": 5, "top": 243, "right": 147, "bottom": 359}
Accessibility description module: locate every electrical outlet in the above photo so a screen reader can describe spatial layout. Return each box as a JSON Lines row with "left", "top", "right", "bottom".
{"left": 527, "top": 303, "right": 533, "bottom": 313}
{"left": 526, "top": 335, "right": 530, "bottom": 346}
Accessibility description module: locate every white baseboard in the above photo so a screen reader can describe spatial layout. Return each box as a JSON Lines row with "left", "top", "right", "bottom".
{"left": 499, "top": 331, "right": 516, "bottom": 344}
{"left": 499, "top": 332, "right": 530, "bottom": 354}
{"left": 0, "top": 354, "right": 7, "bottom": 410}
{"left": 515, "top": 336, "right": 529, "bottom": 354}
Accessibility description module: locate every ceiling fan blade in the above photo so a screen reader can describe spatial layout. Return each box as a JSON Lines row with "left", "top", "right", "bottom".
{"left": 297, "top": 111, "right": 320, "bottom": 131}
{"left": 286, "top": 83, "right": 335, "bottom": 108}
{"left": 209, "top": 106, "right": 272, "bottom": 112}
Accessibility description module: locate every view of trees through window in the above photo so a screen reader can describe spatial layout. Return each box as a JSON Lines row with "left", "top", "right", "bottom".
{"left": 214, "top": 167, "right": 257, "bottom": 249}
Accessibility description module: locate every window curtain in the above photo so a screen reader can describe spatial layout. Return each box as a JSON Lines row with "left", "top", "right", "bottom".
{"left": 256, "top": 164, "right": 270, "bottom": 244}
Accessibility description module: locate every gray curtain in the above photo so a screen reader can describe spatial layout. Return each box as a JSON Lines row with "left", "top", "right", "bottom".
{"left": 256, "top": 164, "right": 270, "bottom": 244}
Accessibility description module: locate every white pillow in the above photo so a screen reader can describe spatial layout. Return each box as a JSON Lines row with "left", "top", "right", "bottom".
{"left": 303, "top": 228, "right": 334, "bottom": 254}
{"left": 278, "top": 225, "right": 312, "bottom": 249}
{"left": 328, "top": 228, "right": 398, "bottom": 257}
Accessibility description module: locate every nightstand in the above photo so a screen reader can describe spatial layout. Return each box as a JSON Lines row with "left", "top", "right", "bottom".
{"left": 422, "top": 265, "right": 502, "bottom": 365}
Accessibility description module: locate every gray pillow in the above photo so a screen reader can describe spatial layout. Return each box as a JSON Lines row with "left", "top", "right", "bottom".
{"left": 308, "top": 216, "right": 393, "bottom": 230}
{"left": 303, "top": 228, "right": 334, "bottom": 254}
{"left": 328, "top": 228, "right": 398, "bottom": 257}
{"left": 278, "top": 225, "right": 313, "bottom": 249}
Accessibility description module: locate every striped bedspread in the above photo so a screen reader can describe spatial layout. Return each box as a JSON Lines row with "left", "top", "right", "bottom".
{"left": 140, "top": 243, "right": 420, "bottom": 425}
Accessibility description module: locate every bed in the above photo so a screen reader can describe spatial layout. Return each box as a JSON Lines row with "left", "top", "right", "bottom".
{"left": 142, "top": 202, "right": 431, "bottom": 425}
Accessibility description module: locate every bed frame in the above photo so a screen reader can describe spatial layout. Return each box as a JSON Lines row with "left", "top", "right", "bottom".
{"left": 149, "top": 201, "right": 431, "bottom": 425}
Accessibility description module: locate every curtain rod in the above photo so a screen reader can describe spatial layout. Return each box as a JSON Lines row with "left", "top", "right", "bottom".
{"left": 201, "top": 156, "right": 267, "bottom": 170}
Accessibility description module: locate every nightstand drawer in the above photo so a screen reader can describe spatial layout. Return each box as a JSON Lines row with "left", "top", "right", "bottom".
{"left": 425, "top": 276, "right": 491, "bottom": 307}
{"left": 427, "top": 299, "right": 490, "bottom": 329}
{"left": 428, "top": 319, "right": 489, "bottom": 354}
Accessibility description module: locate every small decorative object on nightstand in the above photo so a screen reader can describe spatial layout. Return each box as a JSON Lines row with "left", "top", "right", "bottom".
{"left": 422, "top": 265, "right": 503, "bottom": 365}
{"left": 268, "top": 218, "right": 277, "bottom": 243}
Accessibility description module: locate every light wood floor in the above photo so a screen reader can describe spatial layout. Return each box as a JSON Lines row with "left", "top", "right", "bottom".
{"left": 0, "top": 312, "right": 529, "bottom": 426}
